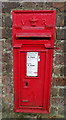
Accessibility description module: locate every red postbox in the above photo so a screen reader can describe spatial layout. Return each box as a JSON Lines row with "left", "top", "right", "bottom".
{"left": 12, "top": 10, "right": 56, "bottom": 113}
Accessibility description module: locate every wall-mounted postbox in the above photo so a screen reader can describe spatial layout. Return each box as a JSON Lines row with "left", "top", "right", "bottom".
{"left": 12, "top": 10, "right": 56, "bottom": 113}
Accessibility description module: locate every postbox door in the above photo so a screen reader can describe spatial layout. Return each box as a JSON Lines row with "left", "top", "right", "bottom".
{"left": 13, "top": 46, "right": 53, "bottom": 111}
{"left": 17, "top": 48, "right": 51, "bottom": 108}
{"left": 20, "top": 52, "right": 44, "bottom": 107}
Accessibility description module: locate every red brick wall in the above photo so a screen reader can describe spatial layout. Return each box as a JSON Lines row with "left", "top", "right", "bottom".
{"left": 1, "top": 1, "right": 65, "bottom": 119}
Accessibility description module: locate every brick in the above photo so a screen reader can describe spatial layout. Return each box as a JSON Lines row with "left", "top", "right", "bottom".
{"left": 65, "top": 93, "right": 66, "bottom": 105}
{"left": 2, "top": 49, "right": 12, "bottom": 74}
{"left": 0, "top": 112, "right": 2, "bottom": 119}
{"left": 56, "top": 28, "right": 65, "bottom": 40}
{"left": 64, "top": 88, "right": 66, "bottom": 97}
{"left": 52, "top": 2, "right": 64, "bottom": 12}
{"left": 0, "top": 41, "right": 2, "bottom": 62}
{"left": 60, "top": 66, "right": 65, "bottom": 76}
{"left": 22, "top": 2, "right": 44, "bottom": 10}
{"left": 0, "top": 29, "right": 2, "bottom": 39}
{"left": 0, "top": 104, "right": 2, "bottom": 112}
{"left": 0, "top": 78, "right": 2, "bottom": 85}
{"left": 0, "top": 14, "right": 2, "bottom": 27}
{"left": 3, "top": 63, "right": 12, "bottom": 74}
{"left": 53, "top": 67, "right": 60, "bottom": 76}
{"left": 5, "top": 27, "right": 12, "bottom": 39}
{"left": 58, "top": 106, "right": 64, "bottom": 115}
{"left": 2, "top": 2, "right": 20, "bottom": 13}
{"left": 2, "top": 28, "right": 5, "bottom": 39}
{"left": 64, "top": 2, "right": 66, "bottom": 12}
{"left": 51, "top": 97, "right": 64, "bottom": 107}
{"left": 53, "top": 54, "right": 64, "bottom": 65}
{"left": 2, "top": 14, "right": 12, "bottom": 28}
{"left": 5, "top": 16, "right": 12, "bottom": 27}
{"left": 3, "top": 85, "right": 12, "bottom": 94}
{"left": 3, "top": 41, "right": 12, "bottom": 51}
{"left": 2, "top": 75, "right": 11, "bottom": 85}
{"left": 52, "top": 77, "right": 65, "bottom": 86}
{"left": 59, "top": 88, "right": 64, "bottom": 97}
{"left": 37, "top": 2, "right": 45, "bottom": 9}
{"left": 64, "top": 16, "right": 66, "bottom": 26}
{"left": 50, "top": 106, "right": 58, "bottom": 115}
{"left": 0, "top": 1, "right": 2, "bottom": 13}
{"left": 2, "top": 14, "right": 6, "bottom": 27}
{"left": 44, "top": 2, "right": 53, "bottom": 8}
{"left": 56, "top": 13, "right": 64, "bottom": 27}
{"left": 64, "top": 54, "right": 66, "bottom": 65}
{"left": 0, "top": 86, "right": 2, "bottom": 94}
{"left": 64, "top": 106, "right": 66, "bottom": 116}
{"left": 35, "top": 2, "right": 45, "bottom": 10}
{"left": 64, "top": 42, "right": 66, "bottom": 53}
{"left": 2, "top": 27, "right": 12, "bottom": 39}
{"left": 64, "top": 29, "right": 66, "bottom": 40}
{"left": 51, "top": 88, "right": 58, "bottom": 97}
{"left": 3, "top": 52, "right": 12, "bottom": 63}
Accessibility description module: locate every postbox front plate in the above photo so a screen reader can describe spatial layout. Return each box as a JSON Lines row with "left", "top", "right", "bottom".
{"left": 12, "top": 10, "right": 56, "bottom": 113}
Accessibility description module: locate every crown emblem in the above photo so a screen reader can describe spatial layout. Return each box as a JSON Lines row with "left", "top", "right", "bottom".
{"left": 29, "top": 17, "right": 38, "bottom": 27}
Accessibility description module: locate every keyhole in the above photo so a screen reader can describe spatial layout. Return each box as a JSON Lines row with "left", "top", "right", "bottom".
{"left": 25, "top": 82, "right": 28, "bottom": 86}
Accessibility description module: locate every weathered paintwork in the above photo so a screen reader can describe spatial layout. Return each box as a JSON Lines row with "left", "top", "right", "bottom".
{"left": 12, "top": 10, "right": 56, "bottom": 113}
